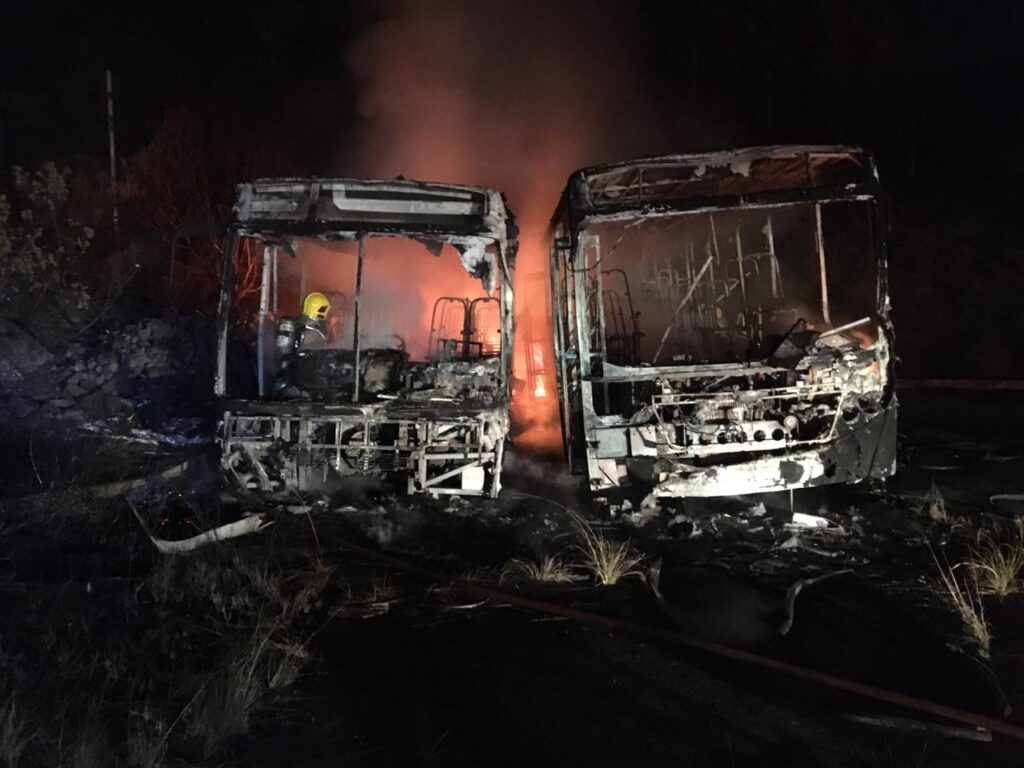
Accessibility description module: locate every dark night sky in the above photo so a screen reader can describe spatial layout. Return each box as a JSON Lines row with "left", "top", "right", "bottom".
{"left": 0, "top": 1, "right": 369, "bottom": 170}
{"left": 2, "top": 0, "right": 1023, "bottom": 380}
{"left": 2, "top": 0, "right": 1022, "bottom": 191}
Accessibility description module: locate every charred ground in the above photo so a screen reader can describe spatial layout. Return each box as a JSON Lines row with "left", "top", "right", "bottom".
{"left": 1, "top": 390, "right": 1024, "bottom": 766}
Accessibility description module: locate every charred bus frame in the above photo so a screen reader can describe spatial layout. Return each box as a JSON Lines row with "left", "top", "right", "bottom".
{"left": 548, "top": 146, "right": 897, "bottom": 498}
{"left": 215, "top": 178, "right": 517, "bottom": 498}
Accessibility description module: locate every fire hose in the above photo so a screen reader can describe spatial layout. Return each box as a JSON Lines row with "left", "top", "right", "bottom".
{"left": 331, "top": 535, "right": 1024, "bottom": 742}
{"left": 133, "top": 502, "right": 1024, "bottom": 741}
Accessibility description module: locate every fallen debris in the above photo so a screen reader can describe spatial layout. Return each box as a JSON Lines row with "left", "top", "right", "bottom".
{"left": 130, "top": 502, "right": 272, "bottom": 554}
{"left": 780, "top": 570, "right": 854, "bottom": 635}
{"left": 990, "top": 493, "right": 1024, "bottom": 503}
{"left": 622, "top": 503, "right": 660, "bottom": 528}
{"left": 844, "top": 713, "right": 991, "bottom": 742}
{"left": 789, "top": 511, "right": 832, "bottom": 529}
{"left": 745, "top": 502, "right": 769, "bottom": 517}
{"left": 668, "top": 512, "right": 703, "bottom": 538}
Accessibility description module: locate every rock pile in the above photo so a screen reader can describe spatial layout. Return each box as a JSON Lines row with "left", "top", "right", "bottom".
{"left": 0, "top": 315, "right": 212, "bottom": 428}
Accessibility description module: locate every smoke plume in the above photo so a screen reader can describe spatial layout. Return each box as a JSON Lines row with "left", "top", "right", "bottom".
{"left": 342, "top": 0, "right": 672, "bottom": 452}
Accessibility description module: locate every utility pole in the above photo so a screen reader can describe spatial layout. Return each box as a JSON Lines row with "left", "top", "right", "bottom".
{"left": 105, "top": 69, "right": 119, "bottom": 240}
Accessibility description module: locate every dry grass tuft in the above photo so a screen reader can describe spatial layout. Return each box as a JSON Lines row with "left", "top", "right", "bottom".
{"left": 146, "top": 556, "right": 178, "bottom": 603}
{"left": 968, "top": 533, "right": 1024, "bottom": 597}
{"left": 187, "top": 666, "right": 262, "bottom": 757}
{"left": 125, "top": 704, "right": 167, "bottom": 768}
{"left": 931, "top": 548, "right": 991, "bottom": 656}
{"left": 500, "top": 555, "right": 574, "bottom": 585}
{"left": 176, "top": 555, "right": 329, "bottom": 757}
{"left": 265, "top": 639, "right": 313, "bottom": 691}
{"left": 351, "top": 573, "right": 397, "bottom": 605}
{"left": 0, "top": 697, "right": 30, "bottom": 768}
{"left": 186, "top": 601, "right": 317, "bottom": 755}
{"left": 333, "top": 573, "right": 400, "bottom": 618}
{"left": 370, "top": 574, "right": 397, "bottom": 603}
{"left": 290, "top": 558, "right": 335, "bottom": 616}
{"left": 186, "top": 629, "right": 269, "bottom": 757}
{"left": 570, "top": 514, "right": 645, "bottom": 586}
{"left": 62, "top": 725, "right": 107, "bottom": 768}
{"left": 923, "top": 481, "right": 949, "bottom": 523}
{"left": 58, "top": 701, "right": 108, "bottom": 768}
{"left": 458, "top": 566, "right": 493, "bottom": 583}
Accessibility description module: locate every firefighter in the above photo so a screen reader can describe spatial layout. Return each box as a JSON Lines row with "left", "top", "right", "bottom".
{"left": 275, "top": 291, "right": 331, "bottom": 354}
{"left": 273, "top": 291, "right": 331, "bottom": 393}
{"left": 297, "top": 291, "right": 330, "bottom": 349}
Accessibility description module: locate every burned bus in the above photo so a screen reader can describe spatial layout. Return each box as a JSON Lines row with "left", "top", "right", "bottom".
{"left": 215, "top": 178, "right": 517, "bottom": 497}
{"left": 549, "top": 146, "right": 896, "bottom": 498}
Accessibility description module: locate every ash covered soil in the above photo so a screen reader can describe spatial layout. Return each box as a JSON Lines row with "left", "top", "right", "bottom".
{"left": 2, "top": 392, "right": 1024, "bottom": 767}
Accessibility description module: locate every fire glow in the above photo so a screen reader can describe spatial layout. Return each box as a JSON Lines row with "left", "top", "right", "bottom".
{"left": 342, "top": 0, "right": 668, "bottom": 453}
{"left": 282, "top": 237, "right": 494, "bottom": 362}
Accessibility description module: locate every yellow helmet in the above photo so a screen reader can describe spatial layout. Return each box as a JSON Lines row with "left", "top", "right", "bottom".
{"left": 302, "top": 291, "right": 330, "bottom": 320}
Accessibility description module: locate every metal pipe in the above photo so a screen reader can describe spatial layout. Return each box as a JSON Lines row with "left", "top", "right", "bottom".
{"left": 815, "top": 203, "right": 832, "bottom": 325}
{"left": 352, "top": 234, "right": 365, "bottom": 403}
{"left": 550, "top": 240, "right": 573, "bottom": 460}
{"left": 271, "top": 245, "right": 279, "bottom": 317}
{"left": 734, "top": 224, "right": 746, "bottom": 300}
{"left": 766, "top": 214, "right": 781, "bottom": 298}
{"left": 589, "top": 237, "right": 610, "bottom": 405}
{"left": 816, "top": 316, "right": 872, "bottom": 341}
{"left": 256, "top": 246, "right": 272, "bottom": 397}
{"left": 709, "top": 214, "right": 725, "bottom": 296}
{"left": 653, "top": 255, "right": 713, "bottom": 364}
{"left": 497, "top": 245, "right": 513, "bottom": 387}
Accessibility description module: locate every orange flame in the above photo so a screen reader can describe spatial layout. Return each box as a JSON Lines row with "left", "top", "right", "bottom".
{"left": 342, "top": 0, "right": 670, "bottom": 453}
